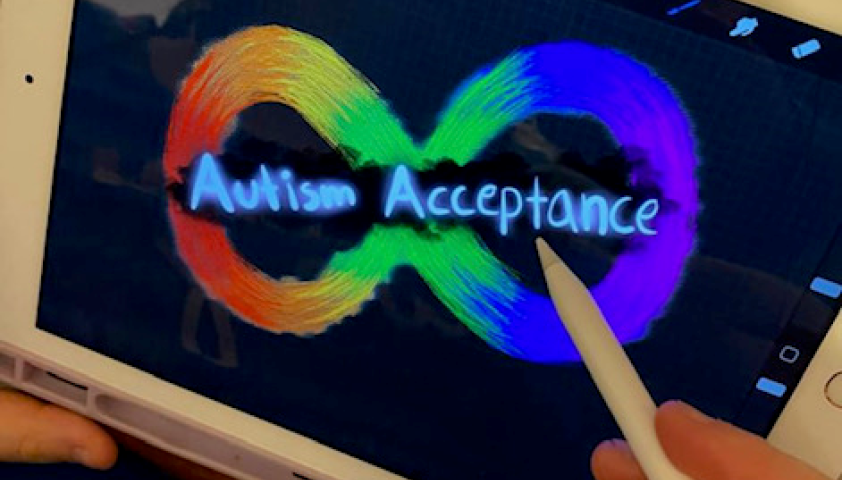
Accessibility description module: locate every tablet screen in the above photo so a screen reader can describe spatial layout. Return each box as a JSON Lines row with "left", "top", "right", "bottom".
{"left": 38, "top": 0, "right": 842, "bottom": 478}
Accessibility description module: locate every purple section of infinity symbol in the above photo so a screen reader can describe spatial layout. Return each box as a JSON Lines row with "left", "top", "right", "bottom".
{"left": 460, "top": 42, "right": 699, "bottom": 363}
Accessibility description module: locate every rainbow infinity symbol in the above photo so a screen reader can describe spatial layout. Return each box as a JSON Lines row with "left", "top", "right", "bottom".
{"left": 163, "top": 26, "right": 699, "bottom": 364}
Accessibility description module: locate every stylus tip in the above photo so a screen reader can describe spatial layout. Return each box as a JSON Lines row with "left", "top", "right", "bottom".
{"left": 536, "top": 237, "right": 562, "bottom": 271}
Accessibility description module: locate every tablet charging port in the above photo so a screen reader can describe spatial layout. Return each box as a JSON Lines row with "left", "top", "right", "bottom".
{"left": 20, "top": 363, "right": 88, "bottom": 406}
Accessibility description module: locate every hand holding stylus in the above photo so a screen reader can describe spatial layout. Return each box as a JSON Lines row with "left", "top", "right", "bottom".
{"left": 535, "top": 238, "right": 832, "bottom": 480}
{"left": 592, "top": 400, "right": 831, "bottom": 480}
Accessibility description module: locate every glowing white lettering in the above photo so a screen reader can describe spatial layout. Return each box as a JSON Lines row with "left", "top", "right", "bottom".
{"left": 189, "top": 154, "right": 357, "bottom": 215}
{"left": 382, "top": 165, "right": 659, "bottom": 237}
{"left": 636, "top": 199, "right": 659, "bottom": 235}
{"left": 384, "top": 165, "right": 425, "bottom": 219}
{"left": 189, "top": 158, "right": 660, "bottom": 238}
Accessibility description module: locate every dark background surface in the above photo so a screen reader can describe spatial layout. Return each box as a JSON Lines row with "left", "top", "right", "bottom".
{"left": 17, "top": 0, "right": 842, "bottom": 479}
{"left": 1, "top": 454, "right": 175, "bottom": 480}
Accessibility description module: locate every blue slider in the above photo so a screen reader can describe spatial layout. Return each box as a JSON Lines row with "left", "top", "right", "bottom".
{"left": 793, "top": 39, "right": 822, "bottom": 59}
{"left": 756, "top": 377, "right": 787, "bottom": 398}
{"left": 810, "top": 277, "right": 842, "bottom": 299}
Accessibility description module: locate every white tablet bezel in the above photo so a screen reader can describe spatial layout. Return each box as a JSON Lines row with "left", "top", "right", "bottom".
{"left": 0, "top": 1, "right": 840, "bottom": 479}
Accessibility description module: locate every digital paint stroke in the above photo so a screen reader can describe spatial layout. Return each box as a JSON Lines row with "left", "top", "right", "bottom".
{"left": 163, "top": 26, "right": 699, "bottom": 363}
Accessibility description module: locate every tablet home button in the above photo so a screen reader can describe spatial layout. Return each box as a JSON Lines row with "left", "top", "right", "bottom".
{"left": 827, "top": 372, "right": 842, "bottom": 409}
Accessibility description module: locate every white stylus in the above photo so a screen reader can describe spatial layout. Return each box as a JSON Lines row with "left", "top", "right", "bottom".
{"left": 536, "top": 238, "right": 691, "bottom": 480}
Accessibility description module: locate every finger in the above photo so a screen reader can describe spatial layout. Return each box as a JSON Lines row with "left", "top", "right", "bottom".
{"left": 0, "top": 390, "right": 117, "bottom": 469}
{"left": 656, "top": 401, "right": 829, "bottom": 480}
{"left": 591, "top": 439, "right": 647, "bottom": 480}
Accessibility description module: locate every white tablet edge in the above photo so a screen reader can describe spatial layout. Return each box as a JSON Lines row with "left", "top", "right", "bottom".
{"left": 739, "top": 3, "right": 842, "bottom": 479}
{"left": 768, "top": 317, "right": 842, "bottom": 479}
{"left": 0, "top": 1, "right": 840, "bottom": 479}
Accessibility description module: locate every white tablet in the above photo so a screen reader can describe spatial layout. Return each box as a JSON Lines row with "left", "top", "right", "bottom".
{"left": 1, "top": 0, "right": 841, "bottom": 479}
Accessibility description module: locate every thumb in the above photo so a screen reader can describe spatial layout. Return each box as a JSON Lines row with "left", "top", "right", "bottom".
{"left": 0, "top": 389, "right": 117, "bottom": 469}
{"left": 657, "top": 401, "right": 830, "bottom": 480}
